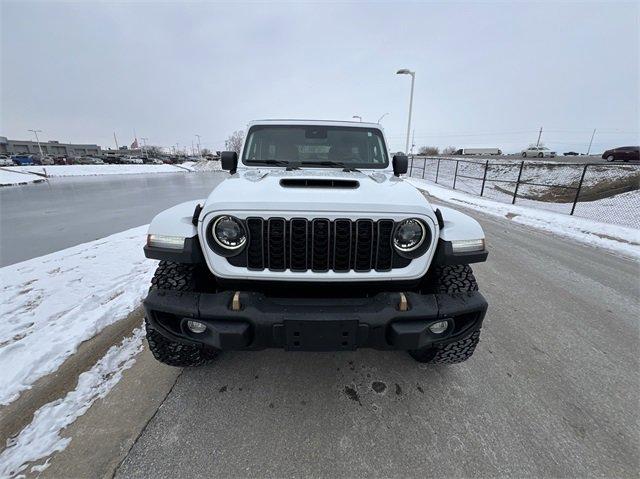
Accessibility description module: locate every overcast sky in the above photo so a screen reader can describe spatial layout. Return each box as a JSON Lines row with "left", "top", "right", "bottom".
{"left": 1, "top": 1, "right": 638, "bottom": 154}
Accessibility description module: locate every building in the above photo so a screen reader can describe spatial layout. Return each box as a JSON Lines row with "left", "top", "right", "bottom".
{"left": 0, "top": 136, "right": 101, "bottom": 157}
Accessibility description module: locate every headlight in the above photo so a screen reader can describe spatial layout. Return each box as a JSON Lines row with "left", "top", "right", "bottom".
{"left": 212, "top": 216, "right": 246, "bottom": 250}
{"left": 393, "top": 218, "right": 426, "bottom": 252}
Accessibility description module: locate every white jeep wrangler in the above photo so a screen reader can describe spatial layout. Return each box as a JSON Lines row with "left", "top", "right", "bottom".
{"left": 143, "top": 120, "right": 488, "bottom": 366}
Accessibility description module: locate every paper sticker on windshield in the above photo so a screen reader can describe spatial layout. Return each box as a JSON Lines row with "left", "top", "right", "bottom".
{"left": 368, "top": 132, "right": 372, "bottom": 137}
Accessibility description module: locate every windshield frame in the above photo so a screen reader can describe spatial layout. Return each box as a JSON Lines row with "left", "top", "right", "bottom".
{"left": 240, "top": 124, "right": 390, "bottom": 169}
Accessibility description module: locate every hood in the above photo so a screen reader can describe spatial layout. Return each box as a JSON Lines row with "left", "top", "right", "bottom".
{"left": 201, "top": 168, "right": 433, "bottom": 216}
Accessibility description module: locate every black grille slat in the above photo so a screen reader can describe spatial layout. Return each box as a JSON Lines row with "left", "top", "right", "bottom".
{"left": 290, "top": 219, "right": 308, "bottom": 271}
{"left": 267, "top": 218, "right": 286, "bottom": 271}
{"left": 354, "top": 220, "right": 374, "bottom": 272}
{"left": 311, "top": 219, "right": 331, "bottom": 272}
{"left": 375, "top": 220, "right": 394, "bottom": 271}
{"left": 333, "top": 220, "right": 352, "bottom": 272}
{"left": 246, "top": 218, "right": 264, "bottom": 270}
{"left": 239, "top": 218, "right": 413, "bottom": 273}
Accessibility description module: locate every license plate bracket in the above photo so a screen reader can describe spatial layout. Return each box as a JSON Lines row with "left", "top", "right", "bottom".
{"left": 284, "top": 320, "right": 358, "bottom": 351}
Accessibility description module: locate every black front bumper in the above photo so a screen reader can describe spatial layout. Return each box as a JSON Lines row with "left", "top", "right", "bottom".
{"left": 144, "top": 289, "right": 487, "bottom": 352}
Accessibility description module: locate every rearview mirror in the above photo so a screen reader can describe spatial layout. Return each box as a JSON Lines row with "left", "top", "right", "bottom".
{"left": 392, "top": 154, "right": 408, "bottom": 176}
{"left": 220, "top": 151, "right": 238, "bottom": 174}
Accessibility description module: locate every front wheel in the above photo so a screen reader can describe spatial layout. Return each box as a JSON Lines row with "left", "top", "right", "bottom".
{"left": 606, "top": 155, "right": 615, "bottom": 162}
{"left": 521, "top": 152, "right": 527, "bottom": 158}
{"left": 537, "top": 153, "right": 543, "bottom": 158}
{"left": 409, "top": 264, "right": 482, "bottom": 364}
{"left": 146, "top": 261, "right": 218, "bottom": 367}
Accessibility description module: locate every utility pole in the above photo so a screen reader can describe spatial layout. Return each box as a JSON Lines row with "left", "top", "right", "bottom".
{"left": 195, "top": 134, "right": 202, "bottom": 156}
{"left": 586, "top": 128, "right": 596, "bottom": 155}
{"left": 28, "top": 129, "right": 44, "bottom": 158}
{"left": 535, "top": 127, "right": 543, "bottom": 147}
{"left": 411, "top": 129, "right": 415, "bottom": 155}
{"left": 113, "top": 132, "right": 119, "bottom": 150}
{"left": 141, "top": 137, "right": 149, "bottom": 159}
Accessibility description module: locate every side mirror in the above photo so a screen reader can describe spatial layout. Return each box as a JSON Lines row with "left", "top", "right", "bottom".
{"left": 220, "top": 151, "right": 238, "bottom": 174}
{"left": 392, "top": 154, "right": 408, "bottom": 176}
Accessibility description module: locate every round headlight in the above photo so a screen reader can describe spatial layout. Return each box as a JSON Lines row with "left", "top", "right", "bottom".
{"left": 212, "top": 216, "right": 246, "bottom": 249}
{"left": 393, "top": 218, "right": 426, "bottom": 252}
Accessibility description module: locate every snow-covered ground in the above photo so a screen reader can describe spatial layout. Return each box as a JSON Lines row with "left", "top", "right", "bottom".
{"left": 7, "top": 164, "right": 190, "bottom": 178}
{"left": 406, "top": 178, "right": 640, "bottom": 260}
{"left": 0, "top": 328, "right": 144, "bottom": 478}
{"left": 0, "top": 168, "right": 46, "bottom": 186}
{"left": 1, "top": 161, "right": 223, "bottom": 186}
{"left": 0, "top": 226, "right": 156, "bottom": 406}
{"left": 409, "top": 158, "right": 640, "bottom": 228}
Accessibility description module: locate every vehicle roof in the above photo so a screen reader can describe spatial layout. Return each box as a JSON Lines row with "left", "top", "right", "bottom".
{"left": 247, "top": 119, "right": 384, "bottom": 129}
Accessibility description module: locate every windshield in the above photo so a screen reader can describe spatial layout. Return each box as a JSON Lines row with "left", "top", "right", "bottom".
{"left": 242, "top": 125, "right": 389, "bottom": 168}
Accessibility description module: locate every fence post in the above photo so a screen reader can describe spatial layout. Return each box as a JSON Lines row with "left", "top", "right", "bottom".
{"left": 435, "top": 158, "right": 441, "bottom": 183}
{"left": 570, "top": 164, "right": 589, "bottom": 215}
{"left": 512, "top": 161, "right": 525, "bottom": 204}
{"left": 480, "top": 160, "right": 489, "bottom": 197}
{"left": 409, "top": 156, "right": 414, "bottom": 177}
{"left": 421, "top": 158, "right": 426, "bottom": 179}
{"left": 452, "top": 160, "right": 459, "bottom": 190}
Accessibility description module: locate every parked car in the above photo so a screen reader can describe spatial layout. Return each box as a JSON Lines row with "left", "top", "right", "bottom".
{"left": 39, "top": 156, "right": 55, "bottom": 165}
{"left": 0, "top": 155, "right": 14, "bottom": 166}
{"left": 563, "top": 151, "right": 580, "bottom": 156}
{"left": 102, "top": 156, "right": 122, "bottom": 164}
{"left": 53, "top": 156, "right": 67, "bottom": 165}
{"left": 123, "top": 156, "right": 144, "bottom": 164}
{"left": 602, "top": 146, "right": 639, "bottom": 162}
{"left": 142, "top": 119, "right": 489, "bottom": 367}
{"left": 76, "top": 156, "right": 104, "bottom": 165}
{"left": 11, "top": 154, "right": 35, "bottom": 166}
{"left": 521, "top": 147, "right": 556, "bottom": 158}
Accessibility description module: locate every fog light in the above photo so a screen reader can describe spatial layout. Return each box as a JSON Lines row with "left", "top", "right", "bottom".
{"left": 187, "top": 320, "right": 206, "bottom": 334}
{"left": 429, "top": 321, "right": 449, "bottom": 334}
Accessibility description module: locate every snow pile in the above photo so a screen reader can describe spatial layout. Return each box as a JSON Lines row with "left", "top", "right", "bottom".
{"left": 0, "top": 328, "right": 144, "bottom": 478}
{"left": 8, "top": 164, "right": 190, "bottom": 177}
{"left": 406, "top": 178, "right": 640, "bottom": 259}
{"left": 0, "top": 226, "right": 156, "bottom": 406}
{"left": 180, "top": 159, "right": 222, "bottom": 172}
{"left": 0, "top": 169, "right": 45, "bottom": 186}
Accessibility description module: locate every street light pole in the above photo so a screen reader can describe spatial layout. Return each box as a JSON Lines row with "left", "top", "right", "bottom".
{"left": 28, "top": 129, "right": 44, "bottom": 158}
{"left": 396, "top": 69, "right": 415, "bottom": 154}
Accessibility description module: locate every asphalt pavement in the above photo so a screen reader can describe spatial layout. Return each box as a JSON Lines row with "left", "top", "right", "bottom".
{"left": 0, "top": 171, "right": 225, "bottom": 266}
{"left": 41, "top": 203, "right": 639, "bottom": 479}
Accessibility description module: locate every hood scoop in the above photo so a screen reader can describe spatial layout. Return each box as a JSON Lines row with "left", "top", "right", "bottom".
{"left": 279, "top": 178, "right": 360, "bottom": 189}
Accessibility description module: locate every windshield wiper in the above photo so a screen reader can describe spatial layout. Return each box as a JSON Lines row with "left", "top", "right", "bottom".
{"left": 301, "top": 161, "right": 360, "bottom": 172}
{"left": 246, "top": 159, "right": 290, "bottom": 166}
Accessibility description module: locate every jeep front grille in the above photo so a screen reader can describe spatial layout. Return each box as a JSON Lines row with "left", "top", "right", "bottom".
{"left": 228, "top": 218, "right": 412, "bottom": 273}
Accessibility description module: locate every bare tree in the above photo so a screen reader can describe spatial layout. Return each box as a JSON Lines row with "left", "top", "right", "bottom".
{"left": 418, "top": 145, "right": 440, "bottom": 156}
{"left": 225, "top": 130, "right": 245, "bottom": 154}
{"left": 441, "top": 145, "right": 457, "bottom": 155}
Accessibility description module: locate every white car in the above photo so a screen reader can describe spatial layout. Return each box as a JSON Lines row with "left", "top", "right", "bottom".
{"left": 0, "top": 155, "right": 13, "bottom": 166}
{"left": 522, "top": 146, "right": 556, "bottom": 158}
{"left": 123, "top": 156, "right": 144, "bottom": 164}
{"left": 142, "top": 119, "right": 489, "bottom": 367}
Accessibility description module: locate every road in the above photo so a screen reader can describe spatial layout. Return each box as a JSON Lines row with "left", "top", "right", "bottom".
{"left": 0, "top": 172, "right": 225, "bottom": 266}
{"left": 40, "top": 200, "right": 639, "bottom": 478}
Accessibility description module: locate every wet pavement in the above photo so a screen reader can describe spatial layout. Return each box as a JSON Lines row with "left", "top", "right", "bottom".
{"left": 0, "top": 172, "right": 225, "bottom": 266}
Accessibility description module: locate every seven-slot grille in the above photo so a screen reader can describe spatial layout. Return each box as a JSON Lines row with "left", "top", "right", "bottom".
{"left": 239, "top": 217, "right": 412, "bottom": 273}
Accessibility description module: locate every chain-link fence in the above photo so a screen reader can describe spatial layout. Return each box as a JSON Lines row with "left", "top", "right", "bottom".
{"left": 408, "top": 156, "right": 640, "bottom": 229}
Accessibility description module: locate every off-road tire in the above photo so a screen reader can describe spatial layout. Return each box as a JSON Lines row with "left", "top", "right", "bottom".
{"left": 410, "top": 264, "right": 481, "bottom": 364}
{"left": 409, "top": 330, "right": 481, "bottom": 364}
{"left": 430, "top": 264, "right": 479, "bottom": 293}
{"left": 145, "top": 261, "right": 218, "bottom": 367}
